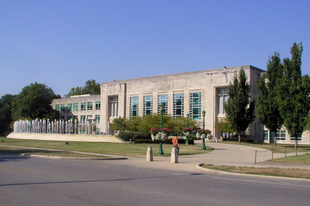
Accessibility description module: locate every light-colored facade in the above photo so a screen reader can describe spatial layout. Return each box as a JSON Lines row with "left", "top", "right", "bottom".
{"left": 51, "top": 65, "right": 310, "bottom": 144}
{"left": 52, "top": 94, "right": 101, "bottom": 131}
{"left": 263, "top": 128, "right": 310, "bottom": 145}
{"left": 100, "top": 65, "right": 264, "bottom": 141}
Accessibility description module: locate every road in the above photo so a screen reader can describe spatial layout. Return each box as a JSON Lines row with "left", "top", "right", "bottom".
{"left": 0, "top": 154, "right": 310, "bottom": 206}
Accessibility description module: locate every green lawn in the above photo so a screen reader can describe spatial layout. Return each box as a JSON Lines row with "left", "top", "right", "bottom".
{"left": 269, "top": 154, "right": 310, "bottom": 164}
{"left": 201, "top": 164, "right": 310, "bottom": 179}
{"left": 0, "top": 137, "right": 213, "bottom": 157}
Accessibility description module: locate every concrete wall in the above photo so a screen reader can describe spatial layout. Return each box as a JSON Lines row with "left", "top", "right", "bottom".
{"left": 7, "top": 133, "right": 123, "bottom": 143}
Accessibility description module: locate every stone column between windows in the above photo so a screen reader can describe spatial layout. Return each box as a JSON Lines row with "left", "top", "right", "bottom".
{"left": 118, "top": 83, "right": 126, "bottom": 118}
{"left": 213, "top": 86, "right": 219, "bottom": 138}
{"left": 184, "top": 90, "right": 190, "bottom": 117}
{"left": 139, "top": 93, "right": 143, "bottom": 117}
{"left": 168, "top": 91, "right": 174, "bottom": 116}
{"left": 101, "top": 94, "right": 108, "bottom": 134}
{"left": 153, "top": 91, "right": 158, "bottom": 114}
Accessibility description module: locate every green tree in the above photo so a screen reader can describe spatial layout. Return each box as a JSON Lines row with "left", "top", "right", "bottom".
{"left": 125, "top": 117, "right": 142, "bottom": 132}
{"left": 64, "top": 79, "right": 100, "bottom": 97}
{"left": 12, "top": 82, "right": 60, "bottom": 120}
{"left": 0, "top": 94, "right": 15, "bottom": 136}
{"left": 256, "top": 52, "right": 284, "bottom": 146}
{"left": 215, "top": 118, "right": 234, "bottom": 137}
{"left": 224, "top": 68, "right": 256, "bottom": 143}
{"left": 110, "top": 117, "right": 127, "bottom": 131}
{"left": 278, "top": 42, "right": 310, "bottom": 149}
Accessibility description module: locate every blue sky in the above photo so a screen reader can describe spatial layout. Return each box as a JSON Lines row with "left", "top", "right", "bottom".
{"left": 1, "top": 0, "right": 309, "bottom": 97}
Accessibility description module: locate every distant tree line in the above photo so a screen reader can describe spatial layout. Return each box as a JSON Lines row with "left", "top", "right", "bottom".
{"left": 0, "top": 80, "right": 101, "bottom": 136}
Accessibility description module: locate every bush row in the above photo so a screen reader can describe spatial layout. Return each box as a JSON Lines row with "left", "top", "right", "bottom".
{"left": 134, "top": 138, "right": 194, "bottom": 144}
{"left": 118, "top": 131, "right": 151, "bottom": 141}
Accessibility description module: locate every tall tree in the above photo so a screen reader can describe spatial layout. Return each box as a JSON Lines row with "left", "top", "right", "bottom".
{"left": 64, "top": 79, "right": 100, "bottom": 97}
{"left": 224, "top": 68, "right": 256, "bottom": 143}
{"left": 0, "top": 94, "right": 15, "bottom": 136}
{"left": 256, "top": 52, "right": 284, "bottom": 146}
{"left": 12, "top": 82, "right": 60, "bottom": 120}
{"left": 278, "top": 42, "right": 310, "bottom": 149}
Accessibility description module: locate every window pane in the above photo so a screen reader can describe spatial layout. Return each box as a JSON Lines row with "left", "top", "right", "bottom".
{"left": 73, "top": 103, "right": 78, "bottom": 111}
{"left": 158, "top": 95, "right": 168, "bottom": 114}
{"left": 81, "top": 102, "right": 86, "bottom": 111}
{"left": 173, "top": 93, "right": 184, "bottom": 118}
{"left": 130, "top": 97, "right": 139, "bottom": 117}
{"left": 143, "top": 96, "right": 153, "bottom": 116}
{"left": 87, "top": 102, "right": 93, "bottom": 110}
{"left": 190, "top": 92, "right": 201, "bottom": 120}
{"left": 95, "top": 101, "right": 100, "bottom": 110}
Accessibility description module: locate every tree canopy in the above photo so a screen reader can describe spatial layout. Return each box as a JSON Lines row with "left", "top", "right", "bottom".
{"left": 111, "top": 113, "right": 198, "bottom": 134}
{"left": 64, "top": 79, "right": 100, "bottom": 97}
{"left": 11, "top": 82, "right": 60, "bottom": 120}
{"left": 0, "top": 94, "right": 15, "bottom": 136}
{"left": 278, "top": 42, "right": 310, "bottom": 149}
{"left": 256, "top": 52, "right": 284, "bottom": 146}
{"left": 224, "top": 68, "right": 256, "bottom": 143}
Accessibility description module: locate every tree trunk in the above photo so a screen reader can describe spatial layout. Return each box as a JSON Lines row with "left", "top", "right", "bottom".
{"left": 295, "top": 138, "right": 298, "bottom": 150}
{"left": 238, "top": 134, "right": 241, "bottom": 143}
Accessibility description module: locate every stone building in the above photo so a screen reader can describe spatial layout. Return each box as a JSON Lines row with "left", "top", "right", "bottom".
{"left": 52, "top": 65, "right": 267, "bottom": 141}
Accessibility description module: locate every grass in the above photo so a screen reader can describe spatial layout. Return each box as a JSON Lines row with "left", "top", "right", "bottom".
{"left": 0, "top": 146, "right": 107, "bottom": 158}
{"left": 220, "top": 141, "right": 310, "bottom": 153}
{"left": 201, "top": 164, "right": 310, "bottom": 179}
{"left": 0, "top": 137, "right": 213, "bottom": 157}
{"left": 268, "top": 154, "right": 310, "bottom": 164}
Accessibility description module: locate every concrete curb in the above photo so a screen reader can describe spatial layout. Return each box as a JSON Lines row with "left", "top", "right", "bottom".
{"left": 196, "top": 163, "right": 310, "bottom": 182}
{"left": 20, "top": 153, "right": 128, "bottom": 160}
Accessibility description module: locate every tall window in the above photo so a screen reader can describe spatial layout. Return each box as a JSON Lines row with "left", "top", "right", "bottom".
{"left": 61, "top": 104, "right": 66, "bottom": 111}
{"left": 55, "top": 104, "right": 60, "bottom": 111}
{"left": 110, "top": 97, "right": 118, "bottom": 117}
{"left": 73, "top": 103, "right": 78, "bottom": 111}
{"left": 143, "top": 96, "right": 153, "bottom": 116}
{"left": 218, "top": 88, "right": 228, "bottom": 114}
{"left": 87, "top": 115, "right": 92, "bottom": 119}
{"left": 81, "top": 102, "right": 86, "bottom": 111}
{"left": 67, "top": 103, "right": 72, "bottom": 111}
{"left": 95, "top": 115, "right": 100, "bottom": 123}
{"left": 190, "top": 92, "right": 201, "bottom": 120}
{"left": 173, "top": 93, "right": 184, "bottom": 118}
{"left": 158, "top": 94, "right": 168, "bottom": 114}
{"left": 276, "top": 130, "right": 286, "bottom": 141}
{"left": 263, "top": 130, "right": 269, "bottom": 141}
{"left": 95, "top": 101, "right": 100, "bottom": 110}
{"left": 87, "top": 102, "right": 93, "bottom": 110}
{"left": 80, "top": 115, "right": 85, "bottom": 121}
{"left": 130, "top": 97, "right": 139, "bottom": 117}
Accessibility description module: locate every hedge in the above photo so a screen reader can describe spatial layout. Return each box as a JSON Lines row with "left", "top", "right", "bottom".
{"left": 134, "top": 138, "right": 194, "bottom": 144}
{"left": 118, "top": 131, "right": 151, "bottom": 141}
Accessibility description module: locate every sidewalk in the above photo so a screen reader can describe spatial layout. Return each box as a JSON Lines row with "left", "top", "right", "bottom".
{"left": 113, "top": 142, "right": 310, "bottom": 173}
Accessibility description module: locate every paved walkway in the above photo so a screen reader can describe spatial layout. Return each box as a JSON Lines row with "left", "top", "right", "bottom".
{"left": 2, "top": 142, "right": 310, "bottom": 172}
{"left": 113, "top": 142, "right": 310, "bottom": 173}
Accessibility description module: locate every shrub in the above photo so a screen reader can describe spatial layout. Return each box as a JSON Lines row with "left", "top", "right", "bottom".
{"left": 134, "top": 139, "right": 161, "bottom": 144}
{"left": 118, "top": 131, "right": 151, "bottom": 141}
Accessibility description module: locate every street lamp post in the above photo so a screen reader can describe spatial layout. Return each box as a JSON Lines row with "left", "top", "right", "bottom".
{"left": 158, "top": 104, "right": 164, "bottom": 155}
{"left": 202, "top": 110, "right": 206, "bottom": 150}
{"left": 186, "top": 113, "right": 189, "bottom": 145}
